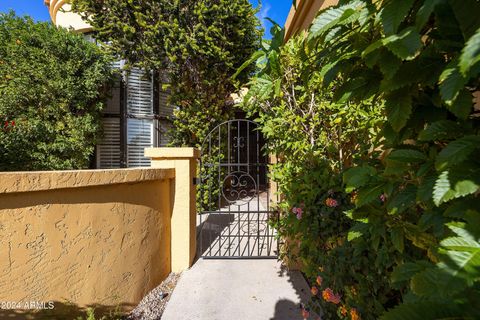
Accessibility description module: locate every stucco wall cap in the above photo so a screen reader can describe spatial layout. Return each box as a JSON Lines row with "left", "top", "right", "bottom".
{"left": 0, "top": 168, "right": 174, "bottom": 194}
{"left": 145, "top": 148, "right": 200, "bottom": 159}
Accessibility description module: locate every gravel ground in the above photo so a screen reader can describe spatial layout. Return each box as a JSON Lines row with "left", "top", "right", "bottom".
{"left": 127, "top": 273, "right": 181, "bottom": 320}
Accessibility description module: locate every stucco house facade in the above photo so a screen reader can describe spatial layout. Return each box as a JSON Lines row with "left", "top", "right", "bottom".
{"left": 44, "top": 0, "right": 174, "bottom": 169}
{"left": 284, "top": 0, "right": 338, "bottom": 40}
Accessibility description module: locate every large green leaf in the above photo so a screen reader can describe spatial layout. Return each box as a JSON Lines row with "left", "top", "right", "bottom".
{"left": 384, "top": 27, "right": 423, "bottom": 60}
{"left": 459, "top": 26, "right": 480, "bottom": 76}
{"left": 385, "top": 159, "right": 410, "bottom": 176}
{"left": 439, "top": 60, "right": 466, "bottom": 103}
{"left": 416, "top": 0, "right": 442, "bottom": 30}
{"left": 356, "top": 183, "right": 384, "bottom": 207}
{"left": 433, "top": 170, "right": 480, "bottom": 205}
{"left": 380, "top": 0, "right": 415, "bottom": 35}
{"left": 232, "top": 50, "right": 265, "bottom": 79}
{"left": 308, "top": 1, "right": 364, "bottom": 41}
{"left": 387, "top": 185, "right": 417, "bottom": 214}
{"left": 444, "top": 199, "right": 480, "bottom": 219}
{"left": 417, "top": 174, "right": 436, "bottom": 203}
{"left": 391, "top": 261, "right": 431, "bottom": 283}
{"left": 447, "top": 89, "right": 473, "bottom": 119}
{"left": 433, "top": 170, "right": 451, "bottom": 205}
{"left": 378, "top": 50, "right": 402, "bottom": 79}
{"left": 381, "top": 302, "right": 463, "bottom": 320}
{"left": 391, "top": 227, "right": 405, "bottom": 252}
{"left": 347, "top": 222, "right": 369, "bottom": 241}
{"left": 268, "top": 51, "right": 281, "bottom": 77}
{"left": 410, "top": 262, "right": 469, "bottom": 298}
{"left": 435, "top": 135, "right": 480, "bottom": 171}
{"left": 418, "top": 120, "right": 464, "bottom": 141}
{"left": 385, "top": 89, "right": 412, "bottom": 132}
{"left": 449, "top": 0, "right": 480, "bottom": 40}
{"left": 387, "top": 149, "right": 427, "bottom": 163}
{"left": 343, "top": 166, "right": 376, "bottom": 192}
{"left": 442, "top": 226, "right": 480, "bottom": 250}
{"left": 251, "top": 76, "right": 274, "bottom": 101}
{"left": 440, "top": 226, "right": 480, "bottom": 280}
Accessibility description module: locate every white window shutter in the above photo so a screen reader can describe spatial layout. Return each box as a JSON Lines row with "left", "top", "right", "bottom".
{"left": 126, "top": 68, "right": 154, "bottom": 167}
{"left": 96, "top": 118, "right": 121, "bottom": 168}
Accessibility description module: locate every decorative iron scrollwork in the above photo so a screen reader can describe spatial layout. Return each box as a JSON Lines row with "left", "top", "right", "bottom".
{"left": 222, "top": 171, "right": 257, "bottom": 204}
{"left": 232, "top": 136, "right": 245, "bottom": 148}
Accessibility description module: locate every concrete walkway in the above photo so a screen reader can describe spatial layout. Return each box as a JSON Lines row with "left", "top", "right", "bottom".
{"left": 162, "top": 259, "right": 311, "bottom": 320}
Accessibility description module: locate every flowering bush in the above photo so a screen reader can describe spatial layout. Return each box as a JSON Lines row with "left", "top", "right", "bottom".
{"left": 241, "top": 0, "right": 480, "bottom": 318}
{"left": 241, "top": 24, "right": 385, "bottom": 319}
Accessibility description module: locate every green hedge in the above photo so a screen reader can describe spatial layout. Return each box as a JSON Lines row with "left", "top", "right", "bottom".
{"left": 0, "top": 13, "right": 113, "bottom": 170}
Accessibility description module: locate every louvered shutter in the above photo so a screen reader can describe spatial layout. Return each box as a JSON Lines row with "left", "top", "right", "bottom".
{"left": 127, "top": 119, "right": 154, "bottom": 167}
{"left": 96, "top": 118, "right": 121, "bottom": 168}
{"left": 96, "top": 61, "right": 123, "bottom": 169}
{"left": 126, "top": 68, "right": 154, "bottom": 167}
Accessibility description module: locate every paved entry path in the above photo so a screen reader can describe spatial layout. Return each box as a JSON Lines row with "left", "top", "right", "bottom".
{"left": 161, "top": 259, "right": 311, "bottom": 320}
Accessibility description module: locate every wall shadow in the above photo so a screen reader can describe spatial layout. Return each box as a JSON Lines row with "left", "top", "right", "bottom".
{"left": 195, "top": 213, "right": 235, "bottom": 261}
{"left": 0, "top": 179, "right": 166, "bottom": 210}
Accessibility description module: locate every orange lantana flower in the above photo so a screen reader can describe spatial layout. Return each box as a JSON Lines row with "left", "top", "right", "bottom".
{"left": 350, "top": 308, "right": 361, "bottom": 320}
{"left": 322, "top": 288, "right": 341, "bottom": 304}
{"left": 340, "top": 305, "right": 348, "bottom": 316}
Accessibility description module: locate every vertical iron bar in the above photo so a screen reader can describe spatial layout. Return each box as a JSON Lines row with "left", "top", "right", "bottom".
{"left": 216, "top": 126, "right": 221, "bottom": 257}
{"left": 206, "top": 133, "right": 212, "bottom": 257}
{"left": 227, "top": 121, "right": 231, "bottom": 257}
{"left": 247, "top": 121, "right": 250, "bottom": 257}
{"left": 266, "top": 163, "right": 270, "bottom": 256}
{"left": 276, "top": 153, "right": 280, "bottom": 255}
{"left": 256, "top": 125, "right": 260, "bottom": 256}
{"left": 119, "top": 76, "right": 127, "bottom": 168}
{"left": 237, "top": 121, "right": 241, "bottom": 256}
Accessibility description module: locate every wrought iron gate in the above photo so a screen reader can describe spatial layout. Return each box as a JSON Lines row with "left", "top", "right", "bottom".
{"left": 198, "top": 119, "right": 279, "bottom": 259}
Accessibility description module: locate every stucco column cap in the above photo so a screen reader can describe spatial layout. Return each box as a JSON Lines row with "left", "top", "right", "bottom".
{"left": 145, "top": 148, "right": 200, "bottom": 159}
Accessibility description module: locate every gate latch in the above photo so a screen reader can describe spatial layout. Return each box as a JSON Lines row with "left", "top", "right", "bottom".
{"left": 193, "top": 177, "right": 200, "bottom": 185}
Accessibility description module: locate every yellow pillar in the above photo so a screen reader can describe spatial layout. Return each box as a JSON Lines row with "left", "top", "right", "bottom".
{"left": 145, "top": 148, "right": 200, "bottom": 272}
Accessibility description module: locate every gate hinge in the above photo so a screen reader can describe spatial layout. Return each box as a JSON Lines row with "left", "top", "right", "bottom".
{"left": 193, "top": 177, "right": 200, "bottom": 185}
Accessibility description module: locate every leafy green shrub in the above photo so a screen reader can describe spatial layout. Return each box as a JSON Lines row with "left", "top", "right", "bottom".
{"left": 0, "top": 13, "right": 113, "bottom": 170}
{"left": 241, "top": 23, "right": 385, "bottom": 319}
{"left": 242, "top": 0, "right": 480, "bottom": 318}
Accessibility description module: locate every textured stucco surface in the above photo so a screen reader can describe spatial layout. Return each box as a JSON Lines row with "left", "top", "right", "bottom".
{"left": 147, "top": 148, "right": 200, "bottom": 272}
{"left": 0, "top": 169, "right": 172, "bottom": 311}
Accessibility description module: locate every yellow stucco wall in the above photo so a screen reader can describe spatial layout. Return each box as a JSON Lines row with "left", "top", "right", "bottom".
{"left": 0, "top": 168, "right": 174, "bottom": 318}
{"left": 145, "top": 148, "right": 200, "bottom": 273}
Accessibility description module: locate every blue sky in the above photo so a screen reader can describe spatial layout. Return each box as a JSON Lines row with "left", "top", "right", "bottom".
{"left": 0, "top": 0, "right": 51, "bottom": 21}
{"left": 0, "top": 0, "right": 292, "bottom": 38}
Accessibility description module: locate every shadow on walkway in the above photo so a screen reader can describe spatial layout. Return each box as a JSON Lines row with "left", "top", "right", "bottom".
{"left": 161, "top": 259, "right": 311, "bottom": 320}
